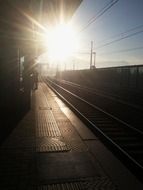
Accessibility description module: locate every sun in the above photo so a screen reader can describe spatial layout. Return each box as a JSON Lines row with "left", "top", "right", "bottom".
{"left": 44, "top": 23, "right": 79, "bottom": 62}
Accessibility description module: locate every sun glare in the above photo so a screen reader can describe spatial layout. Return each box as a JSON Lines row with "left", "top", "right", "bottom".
{"left": 44, "top": 23, "right": 79, "bottom": 62}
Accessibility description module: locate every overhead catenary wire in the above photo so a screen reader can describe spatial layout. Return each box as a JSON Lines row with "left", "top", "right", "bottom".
{"left": 74, "top": 45, "right": 143, "bottom": 56}
{"left": 79, "top": 0, "right": 119, "bottom": 33}
{"left": 98, "top": 46, "right": 143, "bottom": 55}
{"left": 79, "top": 0, "right": 114, "bottom": 29}
{"left": 80, "top": 1, "right": 143, "bottom": 52}
{"left": 74, "top": 24, "right": 143, "bottom": 55}
{"left": 74, "top": 0, "right": 119, "bottom": 59}
{"left": 74, "top": 24, "right": 143, "bottom": 54}
{"left": 95, "top": 23, "right": 143, "bottom": 47}
{"left": 95, "top": 29, "right": 143, "bottom": 49}
{"left": 74, "top": 41, "right": 143, "bottom": 56}
{"left": 74, "top": 0, "right": 143, "bottom": 60}
{"left": 77, "top": 0, "right": 143, "bottom": 52}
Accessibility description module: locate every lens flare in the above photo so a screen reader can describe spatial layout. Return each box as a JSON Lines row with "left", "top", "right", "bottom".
{"left": 43, "top": 23, "right": 79, "bottom": 62}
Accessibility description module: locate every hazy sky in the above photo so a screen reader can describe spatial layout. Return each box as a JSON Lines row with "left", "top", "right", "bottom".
{"left": 70, "top": 0, "right": 143, "bottom": 69}
{"left": 39, "top": 0, "right": 143, "bottom": 70}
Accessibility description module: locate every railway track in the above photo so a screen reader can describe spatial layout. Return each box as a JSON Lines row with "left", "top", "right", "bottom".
{"left": 50, "top": 78, "right": 143, "bottom": 132}
{"left": 56, "top": 79, "right": 143, "bottom": 110}
{"left": 45, "top": 77, "right": 143, "bottom": 180}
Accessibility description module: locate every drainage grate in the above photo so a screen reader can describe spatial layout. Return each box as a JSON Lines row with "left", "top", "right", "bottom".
{"left": 38, "top": 177, "right": 117, "bottom": 190}
{"left": 36, "top": 137, "right": 70, "bottom": 152}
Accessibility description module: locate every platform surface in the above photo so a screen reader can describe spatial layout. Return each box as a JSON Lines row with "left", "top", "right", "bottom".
{"left": 0, "top": 82, "right": 142, "bottom": 189}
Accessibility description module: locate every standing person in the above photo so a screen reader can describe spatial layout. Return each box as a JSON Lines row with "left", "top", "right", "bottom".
{"left": 34, "top": 70, "right": 38, "bottom": 89}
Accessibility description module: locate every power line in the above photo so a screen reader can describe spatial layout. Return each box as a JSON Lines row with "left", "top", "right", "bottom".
{"left": 78, "top": 0, "right": 143, "bottom": 53}
{"left": 95, "top": 29, "right": 143, "bottom": 49}
{"left": 74, "top": 25, "right": 143, "bottom": 55}
{"left": 95, "top": 24, "right": 143, "bottom": 46}
{"left": 75, "top": 0, "right": 143, "bottom": 59}
{"left": 79, "top": 0, "right": 119, "bottom": 33}
{"left": 74, "top": 43, "right": 143, "bottom": 56}
{"left": 98, "top": 46, "right": 143, "bottom": 55}
{"left": 79, "top": 0, "right": 114, "bottom": 29}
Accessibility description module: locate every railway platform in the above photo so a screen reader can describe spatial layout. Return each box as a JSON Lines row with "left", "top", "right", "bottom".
{"left": 0, "top": 82, "right": 142, "bottom": 190}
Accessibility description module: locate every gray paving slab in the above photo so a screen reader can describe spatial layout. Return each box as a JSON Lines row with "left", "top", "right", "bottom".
{"left": 54, "top": 97, "right": 97, "bottom": 140}
{"left": 45, "top": 83, "right": 143, "bottom": 189}
{"left": 85, "top": 140, "right": 143, "bottom": 190}
{"left": 36, "top": 152, "right": 102, "bottom": 182}
{"left": 0, "top": 82, "right": 134, "bottom": 189}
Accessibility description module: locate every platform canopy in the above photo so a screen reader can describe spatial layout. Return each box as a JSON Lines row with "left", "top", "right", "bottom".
{"left": 31, "top": 0, "right": 82, "bottom": 24}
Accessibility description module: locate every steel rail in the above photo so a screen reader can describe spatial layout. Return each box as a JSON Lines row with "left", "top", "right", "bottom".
{"left": 50, "top": 78, "right": 143, "bottom": 135}
{"left": 56, "top": 79, "right": 143, "bottom": 111}
{"left": 45, "top": 77, "right": 143, "bottom": 174}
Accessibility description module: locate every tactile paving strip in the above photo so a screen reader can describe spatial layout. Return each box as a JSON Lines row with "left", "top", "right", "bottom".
{"left": 36, "top": 137, "right": 70, "bottom": 152}
{"left": 38, "top": 177, "right": 117, "bottom": 190}
{"left": 55, "top": 121, "right": 88, "bottom": 152}
{"left": 36, "top": 111, "right": 61, "bottom": 137}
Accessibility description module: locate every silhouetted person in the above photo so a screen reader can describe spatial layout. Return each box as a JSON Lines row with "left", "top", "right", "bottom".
{"left": 34, "top": 70, "right": 38, "bottom": 90}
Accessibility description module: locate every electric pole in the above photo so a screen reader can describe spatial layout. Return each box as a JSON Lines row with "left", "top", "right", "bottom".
{"left": 93, "top": 52, "right": 96, "bottom": 68}
{"left": 90, "top": 41, "right": 93, "bottom": 69}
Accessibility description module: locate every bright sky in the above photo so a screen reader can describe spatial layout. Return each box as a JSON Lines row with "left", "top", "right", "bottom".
{"left": 70, "top": 0, "right": 143, "bottom": 69}
{"left": 39, "top": 0, "right": 143, "bottom": 70}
